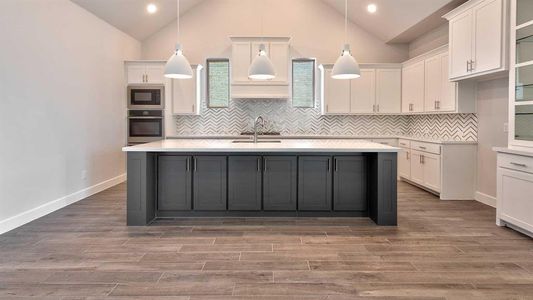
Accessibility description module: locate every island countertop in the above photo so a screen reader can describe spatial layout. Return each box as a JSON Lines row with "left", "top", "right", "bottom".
{"left": 122, "top": 139, "right": 400, "bottom": 153}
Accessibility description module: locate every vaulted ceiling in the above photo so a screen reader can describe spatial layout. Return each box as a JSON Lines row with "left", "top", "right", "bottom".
{"left": 71, "top": 0, "right": 464, "bottom": 43}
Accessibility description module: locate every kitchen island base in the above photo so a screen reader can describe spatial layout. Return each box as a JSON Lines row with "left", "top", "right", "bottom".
{"left": 126, "top": 151, "right": 397, "bottom": 226}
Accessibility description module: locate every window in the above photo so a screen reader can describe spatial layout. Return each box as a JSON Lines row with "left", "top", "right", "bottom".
{"left": 206, "top": 58, "right": 230, "bottom": 108}
{"left": 292, "top": 58, "right": 315, "bottom": 108}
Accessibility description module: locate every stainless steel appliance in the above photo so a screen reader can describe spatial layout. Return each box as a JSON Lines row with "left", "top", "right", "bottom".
{"left": 127, "top": 110, "right": 164, "bottom": 144}
{"left": 127, "top": 85, "right": 165, "bottom": 110}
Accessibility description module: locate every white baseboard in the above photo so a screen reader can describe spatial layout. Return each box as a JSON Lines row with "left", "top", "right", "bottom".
{"left": 475, "top": 191, "right": 497, "bottom": 208}
{"left": 0, "top": 173, "right": 126, "bottom": 235}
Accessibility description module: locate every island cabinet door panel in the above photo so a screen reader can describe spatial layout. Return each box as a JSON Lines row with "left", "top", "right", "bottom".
{"left": 298, "top": 156, "right": 332, "bottom": 211}
{"left": 228, "top": 156, "right": 262, "bottom": 211}
{"left": 157, "top": 156, "right": 192, "bottom": 211}
{"left": 333, "top": 156, "right": 368, "bottom": 211}
{"left": 192, "top": 156, "right": 227, "bottom": 211}
{"left": 263, "top": 156, "right": 297, "bottom": 211}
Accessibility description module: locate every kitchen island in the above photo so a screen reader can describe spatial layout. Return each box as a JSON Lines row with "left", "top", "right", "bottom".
{"left": 122, "top": 139, "right": 399, "bottom": 226}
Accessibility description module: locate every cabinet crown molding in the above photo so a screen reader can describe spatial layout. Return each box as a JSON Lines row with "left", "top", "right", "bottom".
{"left": 443, "top": 0, "right": 492, "bottom": 20}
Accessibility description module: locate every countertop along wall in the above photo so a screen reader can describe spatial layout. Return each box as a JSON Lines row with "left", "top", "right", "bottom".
{"left": 0, "top": 0, "right": 141, "bottom": 233}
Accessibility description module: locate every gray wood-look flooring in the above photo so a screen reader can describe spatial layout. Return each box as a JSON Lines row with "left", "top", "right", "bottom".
{"left": 1, "top": 182, "right": 533, "bottom": 299}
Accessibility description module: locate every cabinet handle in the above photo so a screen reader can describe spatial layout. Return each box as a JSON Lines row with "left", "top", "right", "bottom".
{"left": 376, "top": 104, "right": 379, "bottom": 112}
{"left": 326, "top": 105, "right": 329, "bottom": 113}
{"left": 436, "top": 101, "right": 440, "bottom": 110}
{"left": 186, "top": 157, "right": 190, "bottom": 171}
{"left": 419, "top": 146, "right": 426, "bottom": 150}
{"left": 263, "top": 158, "right": 267, "bottom": 173}
{"left": 193, "top": 157, "right": 197, "bottom": 172}
{"left": 406, "top": 152, "right": 410, "bottom": 160}
{"left": 327, "top": 158, "right": 330, "bottom": 172}
{"left": 257, "top": 157, "right": 261, "bottom": 172}
{"left": 466, "top": 60, "right": 470, "bottom": 72}
{"left": 192, "top": 104, "right": 195, "bottom": 112}
{"left": 334, "top": 158, "right": 337, "bottom": 172}
{"left": 470, "top": 60, "right": 475, "bottom": 71}
{"left": 373, "top": 104, "right": 376, "bottom": 112}
{"left": 510, "top": 162, "right": 527, "bottom": 168}
{"left": 421, "top": 155, "right": 425, "bottom": 164}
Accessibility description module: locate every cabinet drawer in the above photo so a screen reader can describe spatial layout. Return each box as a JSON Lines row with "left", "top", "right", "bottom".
{"left": 498, "top": 153, "right": 533, "bottom": 174}
{"left": 398, "top": 139, "right": 410, "bottom": 148}
{"left": 411, "top": 141, "right": 441, "bottom": 155}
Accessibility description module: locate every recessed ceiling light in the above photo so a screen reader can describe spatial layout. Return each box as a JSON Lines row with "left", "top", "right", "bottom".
{"left": 147, "top": 3, "right": 158, "bottom": 14}
{"left": 367, "top": 3, "right": 377, "bottom": 13}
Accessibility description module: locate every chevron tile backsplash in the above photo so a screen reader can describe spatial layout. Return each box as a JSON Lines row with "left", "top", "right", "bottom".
{"left": 173, "top": 99, "right": 478, "bottom": 141}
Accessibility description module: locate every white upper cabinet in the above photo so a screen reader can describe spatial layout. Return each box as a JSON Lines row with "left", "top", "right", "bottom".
{"left": 350, "top": 69, "right": 376, "bottom": 114}
{"left": 323, "top": 67, "right": 350, "bottom": 114}
{"left": 376, "top": 68, "right": 402, "bottom": 114}
{"left": 172, "top": 65, "right": 203, "bottom": 115}
{"left": 321, "top": 64, "right": 401, "bottom": 115}
{"left": 402, "top": 46, "right": 476, "bottom": 114}
{"left": 230, "top": 37, "right": 290, "bottom": 99}
{"left": 126, "top": 62, "right": 165, "bottom": 84}
{"left": 444, "top": 0, "right": 509, "bottom": 81}
{"left": 402, "top": 61, "right": 425, "bottom": 113}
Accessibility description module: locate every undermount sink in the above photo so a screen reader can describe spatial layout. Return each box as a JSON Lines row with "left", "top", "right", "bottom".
{"left": 232, "top": 140, "right": 282, "bottom": 143}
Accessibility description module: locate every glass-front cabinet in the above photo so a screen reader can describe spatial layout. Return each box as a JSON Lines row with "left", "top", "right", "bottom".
{"left": 510, "top": 0, "right": 533, "bottom": 147}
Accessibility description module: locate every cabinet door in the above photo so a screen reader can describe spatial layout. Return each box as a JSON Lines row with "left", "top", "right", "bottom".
{"left": 498, "top": 168, "right": 533, "bottom": 233}
{"left": 402, "top": 62, "right": 425, "bottom": 113}
{"left": 269, "top": 42, "right": 289, "bottom": 83}
{"left": 193, "top": 156, "right": 227, "bottom": 210}
{"left": 324, "top": 68, "right": 351, "bottom": 114}
{"left": 410, "top": 150, "right": 424, "bottom": 185}
{"left": 158, "top": 156, "right": 192, "bottom": 211}
{"left": 449, "top": 10, "right": 473, "bottom": 79}
{"left": 228, "top": 156, "right": 262, "bottom": 211}
{"left": 263, "top": 156, "right": 297, "bottom": 211}
{"left": 424, "top": 55, "right": 442, "bottom": 112}
{"left": 422, "top": 152, "right": 441, "bottom": 192}
{"left": 172, "top": 71, "right": 198, "bottom": 115}
{"left": 298, "top": 156, "right": 332, "bottom": 211}
{"left": 350, "top": 69, "right": 376, "bottom": 114}
{"left": 472, "top": 0, "right": 503, "bottom": 74}
{"left": 398, "top": 148, "right": 411, "bottom": 179}
{"left": 333, "top": 156, "right": 367, "bottom": 211}
{"left": 127, "top": 64, "right": 146, "bottom": 84}
{"left": 145, "top": 64, "right": 165, "bottom": 84}
{"left": 376, "top": 68, "right": 401, "bottom": 114}
{"left": 231, "top": 42, "right": 251, "bottom": 83}
{"left": 439, "top": 54, "right": 457, "bottom": 112}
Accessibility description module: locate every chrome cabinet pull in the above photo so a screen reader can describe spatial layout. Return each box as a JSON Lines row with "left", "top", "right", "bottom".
{"left": 406, "top": 152, "right": 410, "bottom": 160}
{"left": 327, "top": 159, "right": 330, "bottom": 172}
{"left": 193, "top": 157, "right": 197, "bottom": 172}
{"left": 470, "top": 60, "right": 475, "bottom": 71}
{"left": 186, "top": 157, "right": 190, "bottom": 171}
{"left": 419, "top": 146, "right": 426, "bottom": 150}
{"left": 192, "top": 104, "right": 195, "bottom": 112}
{"left": 373, "top": 104, "right": 376, "bottom": 112}
{"left": 376, "top": 104, "right": 379, "bottom": 112}
{"left": 466, "top": 60, "right": 469, "bottom": 72}
{"left": 510, "top": 162, "right": 527, "bottom": 168}
{"left": 257, "top": 157, "right": 261, "bottom": 172}
{"left": 334, "top": 158, "right": 338, "bottom": 172}
{"left": 263, "top": 158, "right": 267, "bottom": 173}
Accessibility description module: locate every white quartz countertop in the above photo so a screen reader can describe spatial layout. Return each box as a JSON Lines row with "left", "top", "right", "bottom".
{"left": 165, "top": 135, "right": 477, "bottom": 145}
{"left": 123, "top": 139, "right": 400, "bottom": 153}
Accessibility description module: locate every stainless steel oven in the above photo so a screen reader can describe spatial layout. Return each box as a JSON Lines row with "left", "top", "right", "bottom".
{"left": 127, "top": 110, "right": 164, "bottom": 144}
{"left": 127, "top": 85, "right": 165, "bottom": 109}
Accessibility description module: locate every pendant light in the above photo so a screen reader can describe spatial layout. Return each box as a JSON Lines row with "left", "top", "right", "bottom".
{"left": 164, "top": 0, "right": 193, "bottom": 79}
{"left": 248, "top": 0, "right": 275, "bottom": 80}
{"left": 331, "top": 0, "right": 360, "bottom": 79}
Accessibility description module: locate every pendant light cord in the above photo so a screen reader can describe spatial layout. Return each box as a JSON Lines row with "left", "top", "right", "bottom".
{"left": 177, "top": 0, "right": 180, "bottom": 43}
{"left": 344, "top": 0, "right": 347, "bottom": 45}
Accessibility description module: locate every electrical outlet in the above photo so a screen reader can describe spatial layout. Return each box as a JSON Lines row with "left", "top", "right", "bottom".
{"left": 504, "top": 122, "right": 508, "bottom": 133}
{"left": 81, "top": 170, "right": 87, "bottom": 180}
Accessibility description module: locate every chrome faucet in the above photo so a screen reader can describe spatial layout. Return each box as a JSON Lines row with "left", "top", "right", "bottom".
{"left": 253, "top": 116, "right": 265, "bottom": 143}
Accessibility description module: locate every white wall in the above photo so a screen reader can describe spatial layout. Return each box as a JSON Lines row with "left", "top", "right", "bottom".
{"left": 408, "top": 23, "right": 449, "bottom": 58}
{"left": 0, "top": 0, "right": 141, "bottom": 233}
{"left": 141, "top": 0, "right": 409, "bottom": 63}
{"left": 476, "top": 78, "right": 509, "bottom": 203}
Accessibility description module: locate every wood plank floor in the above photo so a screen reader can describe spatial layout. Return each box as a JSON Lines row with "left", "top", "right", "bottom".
{"left": 1, "top": 182, "right": 533, "bottom": 299}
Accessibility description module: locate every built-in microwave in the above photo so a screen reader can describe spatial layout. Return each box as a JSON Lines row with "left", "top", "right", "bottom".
{"left": 127, "top": 110, "right": 164, "bottom": 145}
{"left": 127, "top": 85, "right": 165, "bottom": 110}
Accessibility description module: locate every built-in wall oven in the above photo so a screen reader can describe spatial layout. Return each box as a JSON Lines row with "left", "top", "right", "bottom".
{"left": 127, "top": 85, "right": 164, "bottom": 110}
{"left": 127, "top": 110, "right": 164, "bottom": 145}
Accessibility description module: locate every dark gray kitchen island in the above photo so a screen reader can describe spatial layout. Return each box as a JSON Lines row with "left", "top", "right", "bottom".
{"left": 123, "top": 139, "right": 399, "bottom": 226}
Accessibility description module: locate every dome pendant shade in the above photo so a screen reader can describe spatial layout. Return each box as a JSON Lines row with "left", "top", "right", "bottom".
{"left": 331, "top": 44, "right": 360, "bottom": 80}
{"left": 164, "top": 44, "right": 193, "bottom": 79}
{"left": 248, "top": 44, "right": 276, "bottom": 80}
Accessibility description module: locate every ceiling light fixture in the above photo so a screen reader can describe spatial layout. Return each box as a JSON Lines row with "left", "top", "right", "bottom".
{"left": 367, "top": 3, "right": 377, "bottom": 14}
{"left": 164, "top": 0, "right": 193, "bottom": 79}
{"left": 331, "top": 0, "right": 360, "bottom": 80}
{"left": 146, "top": 3, "right": 157, "bottom": 14}
{"left": 248, "top": 0, "right": 276, "bottom": 80}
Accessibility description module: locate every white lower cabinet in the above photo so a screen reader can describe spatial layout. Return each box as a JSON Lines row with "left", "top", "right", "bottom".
{"left": 399, "top": 139, "right": 476, "bottom": 200}
{"left": 496, "top": 152, "right": 533, "bottom": 236}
